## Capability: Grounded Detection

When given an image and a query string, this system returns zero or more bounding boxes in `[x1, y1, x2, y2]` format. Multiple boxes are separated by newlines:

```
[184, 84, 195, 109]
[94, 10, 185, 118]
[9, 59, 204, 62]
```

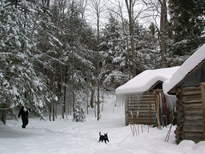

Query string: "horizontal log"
[128, 103, 155, 107]
[128, 107, 155, 111]
[128, 96, 156, 99]
[127, 114, 155, 118]
[184, 117, 202, 122]
[128, 104, 155, 108]
[128, 115, 156, 118]
[184, 108, 202, 112]
[183, 126, 203, 133]
[127, 101, 156, 105]
[128, 101, 156, 105]
[128, 94, 155, 99]
[182, 95, 201, 102]
[127, 107, 155, 111]
[182, 90, 201, 96]
[184, 110, 203, 115]
[183, 123, 203, 128]
[139, 94, 155, 97]
[182, 86, 201, 92]
[183, 104, 203, 110]
[184, 118, 203, 123]
[184, 130, 203, 134]
[127, 110, 156, 113]
[128, 94, 155, 98]
[127, 113, 155, 116]
[128, 118, 156, 121]
[182, 99, 202, 104]
[184, 116, 203, 121]
[127, 113, 155, 117]
[184, 103, 202, 107]
[127, 105, 155, 109]
[127, 111, 155, 114]
[127, 110, 156, 114]
[184, 132, 204, 141]
[127, 98, 156, 103]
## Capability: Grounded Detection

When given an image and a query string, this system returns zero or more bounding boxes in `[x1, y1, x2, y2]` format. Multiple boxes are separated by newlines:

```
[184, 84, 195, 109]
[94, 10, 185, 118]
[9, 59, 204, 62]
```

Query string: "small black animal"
[98, 132, 109, 143]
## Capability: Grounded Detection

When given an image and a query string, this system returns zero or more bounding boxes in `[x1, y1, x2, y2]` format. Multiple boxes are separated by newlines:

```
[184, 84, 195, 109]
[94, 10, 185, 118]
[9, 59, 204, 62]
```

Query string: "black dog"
[98, 132, 109, 143]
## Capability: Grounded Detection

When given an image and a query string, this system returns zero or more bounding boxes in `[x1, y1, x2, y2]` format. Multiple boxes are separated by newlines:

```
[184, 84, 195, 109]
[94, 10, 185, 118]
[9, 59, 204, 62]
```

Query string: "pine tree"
[100, 15, 129, 90]
[0, 1, 55, 114]
[169, 0, 205, 55]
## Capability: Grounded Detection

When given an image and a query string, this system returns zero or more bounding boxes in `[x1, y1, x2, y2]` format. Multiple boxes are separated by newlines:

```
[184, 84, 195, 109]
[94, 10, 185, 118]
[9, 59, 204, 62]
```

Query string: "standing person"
[18, 106, 29, 128]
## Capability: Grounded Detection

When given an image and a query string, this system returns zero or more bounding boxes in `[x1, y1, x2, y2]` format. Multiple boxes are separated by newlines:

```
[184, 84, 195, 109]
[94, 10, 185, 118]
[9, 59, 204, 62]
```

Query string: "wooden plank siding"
[176, 86, 205, 143]
[125, 92, 157, 125]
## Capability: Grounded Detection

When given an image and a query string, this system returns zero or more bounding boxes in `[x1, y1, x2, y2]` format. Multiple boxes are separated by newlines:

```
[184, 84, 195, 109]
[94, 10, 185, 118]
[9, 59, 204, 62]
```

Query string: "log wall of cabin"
[176, 86, 205, 143]
[125, 92, 156, 125]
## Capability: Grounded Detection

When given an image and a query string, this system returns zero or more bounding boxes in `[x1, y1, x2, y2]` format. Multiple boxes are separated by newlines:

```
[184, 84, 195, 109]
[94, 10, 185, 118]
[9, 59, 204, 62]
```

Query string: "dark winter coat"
[18, 106, 29, 128]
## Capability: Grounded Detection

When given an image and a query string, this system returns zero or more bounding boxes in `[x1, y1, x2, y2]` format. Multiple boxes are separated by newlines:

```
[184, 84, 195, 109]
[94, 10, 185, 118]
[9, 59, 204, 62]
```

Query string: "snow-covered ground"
[0, 94, 205, 154]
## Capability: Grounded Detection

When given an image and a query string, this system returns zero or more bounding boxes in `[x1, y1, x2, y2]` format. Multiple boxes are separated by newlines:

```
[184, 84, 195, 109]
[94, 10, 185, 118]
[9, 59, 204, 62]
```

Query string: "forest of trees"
[0, 0, 204, 121]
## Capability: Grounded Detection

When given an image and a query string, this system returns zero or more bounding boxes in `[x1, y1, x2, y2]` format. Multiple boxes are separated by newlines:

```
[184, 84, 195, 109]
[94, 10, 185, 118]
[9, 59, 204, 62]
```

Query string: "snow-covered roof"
[115, 66, 180, 95]
[163, 44, 205, 94]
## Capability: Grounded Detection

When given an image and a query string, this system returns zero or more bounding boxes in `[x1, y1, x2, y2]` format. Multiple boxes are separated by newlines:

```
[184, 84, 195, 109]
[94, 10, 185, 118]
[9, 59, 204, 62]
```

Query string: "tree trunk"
[97, 81, 100, 120]
[125, 0, 137, 76]
[90, 88, 95, 108]
[86, 90, 89, 114]
[62, 66, 67, 119]
[48, 103, 51, 121]
[96, 11, 101, 121]
[52, 102, 55, 121]
[159, 0, 168, 67]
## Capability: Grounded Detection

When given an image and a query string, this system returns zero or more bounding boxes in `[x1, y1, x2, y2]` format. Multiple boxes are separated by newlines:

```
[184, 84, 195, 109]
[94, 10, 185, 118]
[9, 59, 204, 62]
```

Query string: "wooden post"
[154, 90, 161, 128]
[200, 83, 205, 140]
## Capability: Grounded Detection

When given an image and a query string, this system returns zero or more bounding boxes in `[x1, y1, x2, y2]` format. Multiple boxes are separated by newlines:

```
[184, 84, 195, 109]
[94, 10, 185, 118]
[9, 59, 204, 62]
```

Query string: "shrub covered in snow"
[73, 101, 86, 122]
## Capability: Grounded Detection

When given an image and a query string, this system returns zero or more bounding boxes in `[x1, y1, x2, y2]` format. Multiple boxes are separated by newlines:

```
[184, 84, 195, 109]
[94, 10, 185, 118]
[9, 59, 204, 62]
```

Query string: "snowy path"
[0, 94, 205, 154]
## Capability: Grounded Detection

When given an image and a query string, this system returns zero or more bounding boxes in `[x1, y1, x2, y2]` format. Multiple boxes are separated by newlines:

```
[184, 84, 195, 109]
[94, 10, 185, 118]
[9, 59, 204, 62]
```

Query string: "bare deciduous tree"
[159, 0, 168, 67]
[78, 0, 88, 19]
[90, 0, 105, 121]
[107, 0, 146, 76]
[142, 0, 168, 67]
[125, 0, 136, 76]
[41, 0, 50, 8]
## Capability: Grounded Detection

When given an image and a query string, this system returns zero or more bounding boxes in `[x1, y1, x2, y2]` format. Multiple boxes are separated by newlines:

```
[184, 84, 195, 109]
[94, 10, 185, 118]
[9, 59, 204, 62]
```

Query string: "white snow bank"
[163, 44, 205, 94]
[116, 66, 179, 95]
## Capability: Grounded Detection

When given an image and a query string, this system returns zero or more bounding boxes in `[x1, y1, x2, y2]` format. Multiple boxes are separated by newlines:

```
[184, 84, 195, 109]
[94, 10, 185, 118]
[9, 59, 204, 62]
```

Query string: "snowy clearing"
[0, 94, 205, 154]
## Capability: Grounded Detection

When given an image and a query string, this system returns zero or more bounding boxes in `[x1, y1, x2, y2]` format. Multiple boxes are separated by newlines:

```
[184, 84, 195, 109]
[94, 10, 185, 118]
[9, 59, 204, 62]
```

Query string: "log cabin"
[163, 44, 205, 143]
[116, 66, 179, 126]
